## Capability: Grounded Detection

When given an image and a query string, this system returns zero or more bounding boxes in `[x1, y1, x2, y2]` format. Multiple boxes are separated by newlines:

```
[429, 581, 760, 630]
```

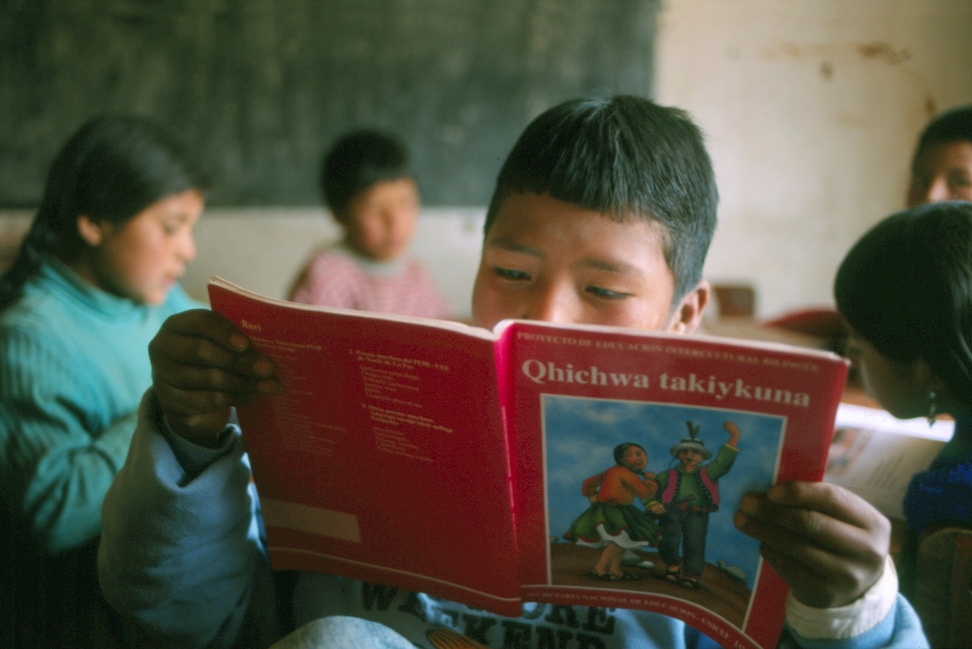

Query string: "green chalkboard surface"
[0, 0, 658, 206]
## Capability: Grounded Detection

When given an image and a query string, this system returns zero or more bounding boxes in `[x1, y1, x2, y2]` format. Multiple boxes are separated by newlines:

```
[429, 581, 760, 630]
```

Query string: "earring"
[926, 390, 938, 427]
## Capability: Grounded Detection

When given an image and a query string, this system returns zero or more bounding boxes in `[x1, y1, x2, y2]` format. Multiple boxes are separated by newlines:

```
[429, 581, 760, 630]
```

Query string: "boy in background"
[98, 96, 926, 649]
[906, 105, 972, 206]
[288, 129, 452, 318]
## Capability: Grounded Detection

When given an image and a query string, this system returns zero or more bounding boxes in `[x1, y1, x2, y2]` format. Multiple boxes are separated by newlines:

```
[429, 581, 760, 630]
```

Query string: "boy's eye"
[586, 285, 629, 300]
[949, 174, 971, 188]
[493, 267, 531, 281]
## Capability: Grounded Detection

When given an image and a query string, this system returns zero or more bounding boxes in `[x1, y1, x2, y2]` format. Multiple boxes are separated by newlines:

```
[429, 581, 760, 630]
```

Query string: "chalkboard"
[0, 0, 659, 206]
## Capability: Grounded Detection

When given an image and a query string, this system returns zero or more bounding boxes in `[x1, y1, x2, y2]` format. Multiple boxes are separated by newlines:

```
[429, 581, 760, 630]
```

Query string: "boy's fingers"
[153, 363, 274, 406]
[734, 502, 876, 566]
[159, 309, 250, 352]
[734, 482, 890, 608]
[148, 310, 280, 440]
[738, 485, 889, 557]
[765, 481, 890, 536]
[754, 541, 875, 608]
[733, 503, 885, 608]
[150, 310, 276, 382]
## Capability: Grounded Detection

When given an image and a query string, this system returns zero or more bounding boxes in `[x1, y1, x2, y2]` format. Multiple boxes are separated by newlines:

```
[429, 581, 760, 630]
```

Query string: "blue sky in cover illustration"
[543, 395, 785, 588]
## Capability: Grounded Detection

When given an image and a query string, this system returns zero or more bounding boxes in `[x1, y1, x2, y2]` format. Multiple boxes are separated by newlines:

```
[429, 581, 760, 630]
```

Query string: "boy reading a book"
[98, 96, 927, 648]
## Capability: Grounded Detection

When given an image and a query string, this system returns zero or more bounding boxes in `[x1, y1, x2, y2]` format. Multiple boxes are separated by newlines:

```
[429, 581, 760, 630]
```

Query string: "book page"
[208, 278, 523, 615]
[825, 402, 952, 520]
[497, 321, 848, 649]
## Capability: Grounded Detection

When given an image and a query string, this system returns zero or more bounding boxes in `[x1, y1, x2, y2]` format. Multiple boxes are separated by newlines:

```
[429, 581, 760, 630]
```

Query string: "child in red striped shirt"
[288, 130, 451, 319]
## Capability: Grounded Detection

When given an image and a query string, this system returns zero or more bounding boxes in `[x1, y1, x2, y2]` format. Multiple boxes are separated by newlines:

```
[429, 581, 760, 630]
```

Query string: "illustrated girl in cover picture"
[563, 441, 662, 581]
[648, 420, 740, 590]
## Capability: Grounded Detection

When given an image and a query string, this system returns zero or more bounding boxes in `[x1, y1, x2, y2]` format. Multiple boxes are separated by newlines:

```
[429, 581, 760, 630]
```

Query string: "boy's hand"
[148, 309, 279, 448]
[733, 481, 890, 609]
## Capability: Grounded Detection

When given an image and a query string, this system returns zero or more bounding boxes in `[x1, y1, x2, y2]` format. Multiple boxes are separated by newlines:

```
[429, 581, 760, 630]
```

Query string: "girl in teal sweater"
[0, 114, 208, 648]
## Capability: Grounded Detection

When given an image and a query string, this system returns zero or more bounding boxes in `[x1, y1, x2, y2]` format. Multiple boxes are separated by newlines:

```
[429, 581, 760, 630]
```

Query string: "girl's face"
[76, 188, 203, 305]
[843, 324, 931, 419]
[621, 445, 648, 471]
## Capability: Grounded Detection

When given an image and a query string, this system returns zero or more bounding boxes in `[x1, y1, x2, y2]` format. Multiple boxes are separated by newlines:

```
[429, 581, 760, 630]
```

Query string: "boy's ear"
[77, 215, 107, 246]
[668, 280, 710, 335]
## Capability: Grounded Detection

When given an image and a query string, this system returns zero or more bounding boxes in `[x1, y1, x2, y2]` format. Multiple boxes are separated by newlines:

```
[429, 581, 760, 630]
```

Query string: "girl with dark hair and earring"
[834, 200, 972, 593]
[0, 114, 208, 647]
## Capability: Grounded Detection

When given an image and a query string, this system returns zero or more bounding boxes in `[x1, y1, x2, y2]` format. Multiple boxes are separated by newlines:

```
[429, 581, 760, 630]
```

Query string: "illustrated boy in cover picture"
[562, 442, 662, 582]
[648, 420, 740, 590]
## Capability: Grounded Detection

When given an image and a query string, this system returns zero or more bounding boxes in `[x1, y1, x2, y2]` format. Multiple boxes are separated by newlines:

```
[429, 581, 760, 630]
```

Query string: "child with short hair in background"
[906, 105, 972, 206]
[288, 129, 451, 319]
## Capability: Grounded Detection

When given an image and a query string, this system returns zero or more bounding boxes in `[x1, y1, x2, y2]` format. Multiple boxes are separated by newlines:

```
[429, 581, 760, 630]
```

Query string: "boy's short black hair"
[483, 95, 718, 302]
[320, 130, 413, 219]
[912, 105, 972, 166]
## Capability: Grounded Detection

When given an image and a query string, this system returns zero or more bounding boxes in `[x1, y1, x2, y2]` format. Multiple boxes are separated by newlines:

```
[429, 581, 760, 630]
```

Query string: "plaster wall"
[3, 0, 971, 320]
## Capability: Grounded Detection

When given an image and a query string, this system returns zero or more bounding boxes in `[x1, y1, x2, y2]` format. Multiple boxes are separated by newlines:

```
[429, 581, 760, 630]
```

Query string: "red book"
[209, 277, 849, 649]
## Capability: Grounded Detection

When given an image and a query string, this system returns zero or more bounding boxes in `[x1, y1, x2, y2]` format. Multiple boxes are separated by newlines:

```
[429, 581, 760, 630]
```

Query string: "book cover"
[208, 277, 849, 649]
[496, 320, 848, 649]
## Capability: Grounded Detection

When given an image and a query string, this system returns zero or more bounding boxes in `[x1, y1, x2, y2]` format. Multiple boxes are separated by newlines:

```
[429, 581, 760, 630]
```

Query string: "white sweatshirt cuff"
[785, 555, 898, 640]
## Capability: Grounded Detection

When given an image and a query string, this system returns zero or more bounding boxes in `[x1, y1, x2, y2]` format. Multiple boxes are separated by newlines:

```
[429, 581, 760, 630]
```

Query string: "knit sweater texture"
[0, 260, 198, 553]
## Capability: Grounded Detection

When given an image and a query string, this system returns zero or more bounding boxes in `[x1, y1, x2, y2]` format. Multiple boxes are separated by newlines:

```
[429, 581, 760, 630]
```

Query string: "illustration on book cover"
[545, 396, 783, 628]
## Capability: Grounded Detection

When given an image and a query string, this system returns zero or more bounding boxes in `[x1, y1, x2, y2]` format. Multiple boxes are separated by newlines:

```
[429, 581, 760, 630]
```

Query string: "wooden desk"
[701, 317, 831, 350]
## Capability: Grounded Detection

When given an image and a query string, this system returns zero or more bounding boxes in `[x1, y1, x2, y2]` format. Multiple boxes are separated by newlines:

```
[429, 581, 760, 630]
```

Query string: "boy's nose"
[384, 208, 411, 236]
[925, 176, 953, 204]
[523, 284, 575, 323]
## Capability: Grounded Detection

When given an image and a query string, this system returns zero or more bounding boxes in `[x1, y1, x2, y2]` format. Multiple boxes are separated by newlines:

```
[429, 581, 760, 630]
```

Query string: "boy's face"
[342, 177, 419, 261]
[907, 140, 972, 207]
[472, 192, 709, 332]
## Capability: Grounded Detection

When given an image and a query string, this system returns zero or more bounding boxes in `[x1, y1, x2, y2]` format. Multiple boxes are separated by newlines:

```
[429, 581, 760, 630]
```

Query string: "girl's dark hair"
[320, 130, 412, 219]
[834, 201, 972, 405]
[613, 442, 646, 467]
[483, 95, 718, 303]
[0, 114, 208, 310]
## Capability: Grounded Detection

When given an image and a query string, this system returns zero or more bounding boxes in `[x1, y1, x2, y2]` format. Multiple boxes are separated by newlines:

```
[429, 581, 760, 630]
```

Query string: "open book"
[208, 277, 849, 649]
[825, 402, 952, 521]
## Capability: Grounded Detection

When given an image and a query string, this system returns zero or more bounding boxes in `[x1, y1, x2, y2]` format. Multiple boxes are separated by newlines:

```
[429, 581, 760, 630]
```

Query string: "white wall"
[179, 207, 485, 315]
[3, 0, 971, 320]
[0, 207, 485, 317]
[655, 0, 972, 317]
